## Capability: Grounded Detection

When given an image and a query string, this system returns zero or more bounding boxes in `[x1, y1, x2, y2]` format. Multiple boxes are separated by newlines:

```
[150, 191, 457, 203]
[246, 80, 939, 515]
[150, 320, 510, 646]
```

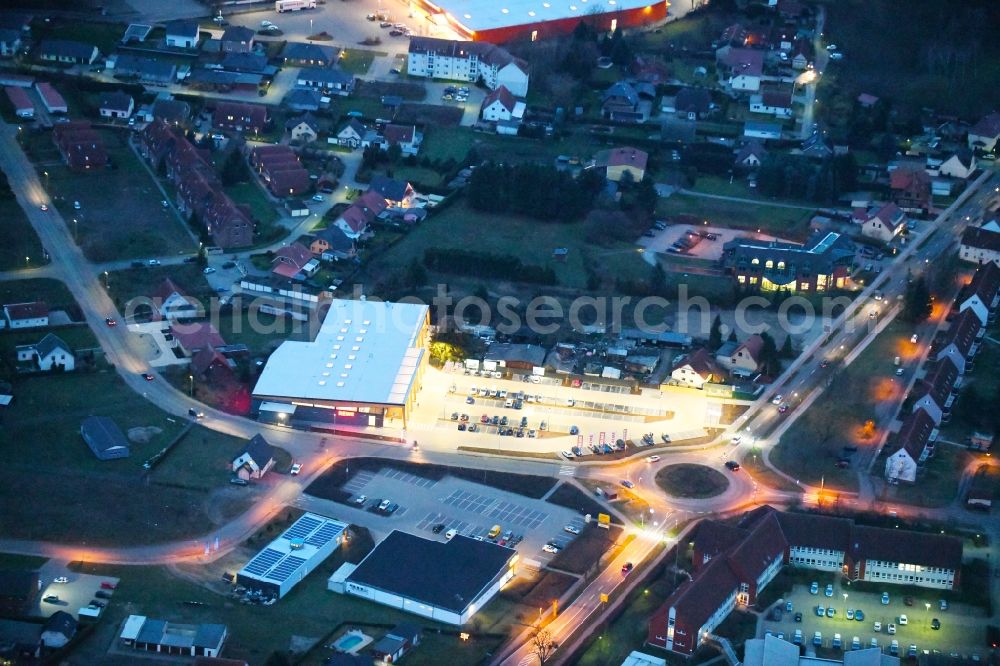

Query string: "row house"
[295, 66, 355, 95]
[910, 356, 960, 425]
[407, 37, 529, 97]
[212, 101, 268, 134]
[959, 222, 1000, 267]
[884, 407, 938, 483]
[52, 121, 107, 172]
[720, 231, 855, 293]
[249, 144, 310, 197]
[951, 260, 1000, 326]
[137, 119, 253, 248]
[648, 507, 962, 657]
[931, 308, 982, 376]
[38, 39, 98, 65]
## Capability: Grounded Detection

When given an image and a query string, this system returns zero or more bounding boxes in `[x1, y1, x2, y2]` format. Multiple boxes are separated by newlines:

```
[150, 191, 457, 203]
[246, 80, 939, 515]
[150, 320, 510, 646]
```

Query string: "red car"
[621, 562, 634, 575]
[105, 317, 117, 326]
[100, 581, 116, 590]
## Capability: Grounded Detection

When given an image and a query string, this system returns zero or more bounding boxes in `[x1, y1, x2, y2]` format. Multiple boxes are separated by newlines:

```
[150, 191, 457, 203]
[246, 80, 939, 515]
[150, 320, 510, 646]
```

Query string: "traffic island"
[655, 464, 730, 499]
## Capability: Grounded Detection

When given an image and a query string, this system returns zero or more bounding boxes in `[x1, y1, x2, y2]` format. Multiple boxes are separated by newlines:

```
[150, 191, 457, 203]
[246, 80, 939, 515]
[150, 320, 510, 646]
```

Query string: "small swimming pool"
[333, 633, 366, 652]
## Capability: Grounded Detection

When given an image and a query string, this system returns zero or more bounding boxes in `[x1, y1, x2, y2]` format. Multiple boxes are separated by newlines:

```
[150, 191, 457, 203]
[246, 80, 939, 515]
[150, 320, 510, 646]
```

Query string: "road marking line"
[559, 466, 575, 476]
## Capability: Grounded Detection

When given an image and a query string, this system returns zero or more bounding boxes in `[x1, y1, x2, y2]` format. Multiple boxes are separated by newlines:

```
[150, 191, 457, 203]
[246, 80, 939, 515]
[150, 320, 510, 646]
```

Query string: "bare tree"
[531, 629, 558, 664]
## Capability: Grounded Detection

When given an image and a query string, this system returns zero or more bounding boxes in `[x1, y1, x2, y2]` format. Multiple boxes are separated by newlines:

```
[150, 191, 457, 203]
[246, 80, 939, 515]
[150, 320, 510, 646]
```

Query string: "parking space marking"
[559, 465, 575, 476]
[442, 489, 549, 529]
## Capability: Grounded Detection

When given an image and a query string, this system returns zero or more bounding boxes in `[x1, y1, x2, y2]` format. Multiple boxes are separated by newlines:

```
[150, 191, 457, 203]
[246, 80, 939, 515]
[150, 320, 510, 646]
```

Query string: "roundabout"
[655, 463, 731, 500]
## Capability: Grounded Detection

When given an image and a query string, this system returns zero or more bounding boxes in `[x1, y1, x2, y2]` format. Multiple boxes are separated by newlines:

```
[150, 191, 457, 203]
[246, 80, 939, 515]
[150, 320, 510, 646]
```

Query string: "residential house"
[281, 42, 338, 67]
[5, 86, 33, 118]
[368, 175, 414, 208]
[118, 616, 227, 658]
[666, 87, 712, 120]
[99, 91, 134, 119]
[249, 144, 311, 197]
[187, 69, 263, 93]
[150, 278, 200, 320]
[109, 54, 176, 86]
[271, 242, 320, 280]
[0, 29, 23, 57]
[931, 308, 982, 376]
[170, 322, 225, 357]
[213, 101, 268, 134]
[601, 81, 642, 123]
[716, 334, 764, 377]
[969, 432, 994, 453]
[593, 146, 648, 183]
[335, 189, 388, 239]
[164, 19, 199, 48]
[191, 347, 236, 384]
[138, 121, 253, 248]
[371, 624, 421, 664]
[715, 47, 763, 91]
[4, 301, 49, 328]
[335, 118, 365, 148]
[220, 25, 254, 53]
[480, 85, 519, 122]
[749, 91, 792, 118]
[720, 231, 855, 293]
[152, 97, 191, 125]
[362, 124, 422, 156]
[54, 117, 106, 167]
[743, 121, 781, 140]
[38, 39, 98, 65]
[295, 66, 355, 95]
[938, 149, 977, 180]
[35, 81, 67, 114]
[858, 202, 906, 243]
[648, 506, 962, 656]
[309, 226, 356, 261]
[789, 39, 813, 70]
[952, 261, 1000, 326]
[968, 112, 1000, 153]
[885, 408, 938, 482]
[220, 52, 271, 74]
[911, 357, 960, 425]
[15, 333, 75, 371]
[671, 348, 725, 389]
[959, 223, 1000, 267]
[41, 611, 76, 649]
[890, 167, 932, 214]
[631, 55, 670, 85]
[286, 113, 320, 143]
[734, 141, 766, 169]
[283, 88, 322, 112]
[407, 37, 529, 96]
[232, 434, 276, 480]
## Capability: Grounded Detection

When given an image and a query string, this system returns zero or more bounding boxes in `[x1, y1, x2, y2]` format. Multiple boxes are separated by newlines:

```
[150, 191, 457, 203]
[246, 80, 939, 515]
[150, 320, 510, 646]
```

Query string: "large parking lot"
[760, 578, 990, 659]
[329, 466, 584, 562]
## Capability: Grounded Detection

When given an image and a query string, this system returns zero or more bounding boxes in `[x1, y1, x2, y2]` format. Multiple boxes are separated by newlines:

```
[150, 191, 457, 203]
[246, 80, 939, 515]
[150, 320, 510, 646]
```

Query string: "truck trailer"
[275, 0, 316, 12]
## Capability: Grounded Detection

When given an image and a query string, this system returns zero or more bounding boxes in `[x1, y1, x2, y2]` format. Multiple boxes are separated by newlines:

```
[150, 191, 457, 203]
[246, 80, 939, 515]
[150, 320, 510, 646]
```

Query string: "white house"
[938, 149, 977, 180]
[858, 202, 906, 243]
[164, 19, 199, 49]
[334, 118, 365, 148]
[959, 222, 1000, 268]
[99, 91, 134, 119]
[480, 85, 518, 122]
[670, 349, 724, 390]
[407, 37, 529, 97]
[15, 333, 75, 372]
[885, 408, 937, 483]
[232, 434, 277, 480]
[749, 91, 792, 118]
[150, 278, 199, 321]
[968, 112, 1000, 153]
[716, 46, 763, 92]
[4, 301, 49, 329]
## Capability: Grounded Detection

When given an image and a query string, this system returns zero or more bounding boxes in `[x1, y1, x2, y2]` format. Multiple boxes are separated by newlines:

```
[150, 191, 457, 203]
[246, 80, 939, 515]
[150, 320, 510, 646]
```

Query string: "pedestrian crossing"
[559, 465, 575, 477]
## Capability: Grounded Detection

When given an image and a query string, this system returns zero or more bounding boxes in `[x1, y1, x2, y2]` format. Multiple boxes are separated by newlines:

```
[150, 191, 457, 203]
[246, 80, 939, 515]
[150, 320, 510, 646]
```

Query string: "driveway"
[639, 224, 781, 261]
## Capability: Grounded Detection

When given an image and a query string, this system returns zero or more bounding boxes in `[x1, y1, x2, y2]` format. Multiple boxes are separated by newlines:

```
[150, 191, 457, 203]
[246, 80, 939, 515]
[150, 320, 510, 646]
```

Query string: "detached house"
[150, 278, 200, 321]
[99, 91, 134, 119]
[281, 42, 338, 67]
[671, 348, 725, 389]
[38, 39, 98, 65]
[232, 434, 276, 480]
[665, 87, 712, 120]
[309, 226, 356, 261]
[889, 167, 932, 214]
[52, 121, 107, 171]
[15, 333, 75, 371]
[734, 141, 767, 169]
[368, 175, 414, 208]
[715, 47, 763, 92]
[335, 118, 365, 148]
[480, 85, 521, 122]
[858, 202, 906, 243]
[271, 242, 319, 280]
[213, 101, 268, 134]
[716, 334, 763, 377]
[749, 91, 792, 118]
[884, 408, 938, 482]
[3, 301, 48, 329]
[967, 112, 1000, 153]
[601, 81, 642, 123]
[959, 222, 1000, 268]
[938, 148, 977, 180]
[286, 113, 319, 143]
[220, 25, 254, 53]
[335, 189, 388, 239]
[361, 124, 422, 156]
[164, 19, 199, 48]
[594, 146, 648, 183]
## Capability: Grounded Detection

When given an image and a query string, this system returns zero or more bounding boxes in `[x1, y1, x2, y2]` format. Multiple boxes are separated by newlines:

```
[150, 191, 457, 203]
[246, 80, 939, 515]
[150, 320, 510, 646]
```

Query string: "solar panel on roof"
[242, 548, 284, 577]
[283, 515, 322, 541]
[305, 522, 344, 547]
[267, 555, 307, 582]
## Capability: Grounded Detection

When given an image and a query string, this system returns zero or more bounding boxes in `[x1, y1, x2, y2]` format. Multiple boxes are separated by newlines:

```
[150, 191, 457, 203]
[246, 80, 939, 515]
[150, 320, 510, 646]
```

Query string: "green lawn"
[939, 323, 1000, 443]
[0, 325, 98, 358]
[226, 181, 281, 232]
[875, 443, 974, 508]
[656, 193, 813, 241]
[419, 126, 602, 166]
[0, 370, 252, 545]
[0, 199, 45, 270]
[366, 200, 651, 291]
[33, 18, 127, 55]
[0, 278, 76, 310]
[150, 424, 278, 491]
[771, 319, 915, 492]
[214, 309, 314, 356]
[106, 264, 214, 312]
[655, 464, 730, 499]
[688, 174, 753, 198]
[0, 552, 48, 570]
[38, 129, 197, 262]
[338, 48, 383, 75]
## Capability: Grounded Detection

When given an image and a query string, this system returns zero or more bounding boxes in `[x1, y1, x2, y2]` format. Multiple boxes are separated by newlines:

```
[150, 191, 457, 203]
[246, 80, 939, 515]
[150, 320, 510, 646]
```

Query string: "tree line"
[466, 162, 605, 223]
[423, 248, 557, 285]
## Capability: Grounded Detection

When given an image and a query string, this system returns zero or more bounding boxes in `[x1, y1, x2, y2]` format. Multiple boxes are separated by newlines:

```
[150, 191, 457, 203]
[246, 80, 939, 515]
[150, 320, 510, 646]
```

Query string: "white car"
[564, 525, 581, 534]
[771, 395, 783, 405]
[874, 621, 882, 632]
[561, 450, 575, 459]
[148, 259, 161, 266]
[290, 463, 302, 476]
[887, 623, 897, 635]
[312, 194, 325, 202]
[646, 455, 661, 463]
[53, 576, 69, 584]
[731, 435, 742, 444]
[542, 543, 560, 554]
[73, 201, 81, 210]
[203, 267, 215, 274]
[898, 614, 908, 625]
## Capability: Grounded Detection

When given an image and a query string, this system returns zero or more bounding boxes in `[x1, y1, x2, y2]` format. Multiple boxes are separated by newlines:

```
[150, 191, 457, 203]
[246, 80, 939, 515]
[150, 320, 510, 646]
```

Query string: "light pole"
[843, 592, 848, 613]
[188, 374, 194, 397]
[104, 271, 109, 288]
[72, 217, 77, 242]
[24, 256, 29, 268]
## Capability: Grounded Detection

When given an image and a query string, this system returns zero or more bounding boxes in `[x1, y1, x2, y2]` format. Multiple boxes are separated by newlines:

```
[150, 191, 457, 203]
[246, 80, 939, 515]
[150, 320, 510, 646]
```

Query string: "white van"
[445, 529, 457, 541]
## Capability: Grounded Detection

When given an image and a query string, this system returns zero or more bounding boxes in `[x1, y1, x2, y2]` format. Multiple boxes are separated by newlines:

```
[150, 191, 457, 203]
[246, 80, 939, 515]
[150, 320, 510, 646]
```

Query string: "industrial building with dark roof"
[332, 530, 517, 625]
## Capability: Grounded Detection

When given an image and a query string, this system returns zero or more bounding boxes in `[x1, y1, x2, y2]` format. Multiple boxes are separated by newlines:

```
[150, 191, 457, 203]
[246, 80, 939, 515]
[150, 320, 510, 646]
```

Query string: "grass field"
[419, 125, 606, 165]
[33, 18, 126, 55]
[35, 129, 197, 262]
[214, 309, 315, 356]
[875, 443, 975, 508]
[365, 200, 652, 291]
[0, 552, 48, 570]
[226, 181, 281, 233]
[0, 199, 45, 270]
[0, 370, 252, 545]
[655, 464, 730, 499]
[0, 278, 76, 310]
[0, 324, 98, 358]
[656, 193, 813, 241]
[338, 48, 383, 75]
[106, 264, 214, 312]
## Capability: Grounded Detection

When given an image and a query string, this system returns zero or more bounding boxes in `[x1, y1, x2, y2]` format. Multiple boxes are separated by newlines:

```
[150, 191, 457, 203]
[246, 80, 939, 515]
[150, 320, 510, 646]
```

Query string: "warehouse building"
[329, 530, 517, 625]
[252, 298, 430, 429]
[411, 0, 671, 43]
[237, 513, 348, 600]
[80, 416, 131, 460]
[118, 615, 227, 658]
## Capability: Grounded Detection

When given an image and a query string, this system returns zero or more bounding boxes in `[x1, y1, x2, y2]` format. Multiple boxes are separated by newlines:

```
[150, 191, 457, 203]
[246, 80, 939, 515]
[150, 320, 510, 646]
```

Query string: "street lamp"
[843, 592, 848, 611]
[104, 271, 109, 288]
[188, 374, 194, 396]
[24, 256, 29, 268]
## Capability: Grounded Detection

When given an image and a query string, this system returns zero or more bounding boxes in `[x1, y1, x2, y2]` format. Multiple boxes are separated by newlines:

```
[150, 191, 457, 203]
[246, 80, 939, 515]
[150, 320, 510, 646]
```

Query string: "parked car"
[881, 592, 890, 605]
[188, 408, 205, 418]
[53, 577, 69, 584]
[620, 480, 634, 489]
[825, 584, 834, 597]
[431, 523, 445, 534]
[810, 581, 819, 594]
[874, 621, 882, 632]
[95, 590, 111, 599]
[542, 543, 560, 554]
[229, 477, 248, 486]
[43, 595, 59, 603]
[203, 267, 216, 274]
[290, 463, 302, 476]
[564, 525, 580, 534]
[898, 614, 908, 625]
[887, 623, 896, 635]
[931, 618, 941, 630]
[813, 631, 822, 646]
[854, 609, 864, 621]
[353, 495, 366, 505]
[794, 612, 802, 623]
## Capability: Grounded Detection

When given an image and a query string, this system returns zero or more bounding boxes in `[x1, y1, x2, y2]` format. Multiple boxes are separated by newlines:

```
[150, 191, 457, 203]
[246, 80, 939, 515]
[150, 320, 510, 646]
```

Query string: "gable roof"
[274, 242, 314, 269]
[100, 91, 133, 112]
[594, 146, 648, 171]
[383, 124, 416, 145]
[734, 334, 764, 363]
[602, 81, 639, 106]
[4, 301, 48, 320]
[943, 308, 982, 357]
[890, 167, 931, 190]
[970, 112, 1000, 139]
[80, 415, 131, 456]
[33, 333, 72, 359]
[221, 25, 254, 43]
[735, 140, 767, 164]
[674, 86, 712, 114]
[407, 37, 526, 73]
[725, 510, 787, 584]
[191, 347, 231, 377]
[679, 348, 723, 380]
[848, 523, 962, 570]
[896, 407, 937, 461]
[170, 322, 225, 352]
[482, 84, 516, 113]
[915, 356, 959, 410]
[963, 261, 1000, 306]
[961, 225, 1000, 253]
[39, 39, 97, 60]
[369, 175, 411, 202]
[237, 434, 275, 468]
[313, 226, 354, 251]
[693, 519, 748, 560]
[164, 19, 199, 39]
[281, 41, 338, 63]
[151, 277, 189, 303]
[297, 66, 354, 86]
[285, 112, 320, 132]
[339, 118, 365, 138]
[717, 47, 764, 76]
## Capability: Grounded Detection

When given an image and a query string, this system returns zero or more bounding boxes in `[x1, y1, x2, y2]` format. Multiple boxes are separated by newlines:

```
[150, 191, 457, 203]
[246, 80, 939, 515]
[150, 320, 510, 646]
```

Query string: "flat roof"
[346, 530, 516, 613]
[252, 299, 428, 407]
[432, 0, 658, 32]
[239, 513, 348, 586]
